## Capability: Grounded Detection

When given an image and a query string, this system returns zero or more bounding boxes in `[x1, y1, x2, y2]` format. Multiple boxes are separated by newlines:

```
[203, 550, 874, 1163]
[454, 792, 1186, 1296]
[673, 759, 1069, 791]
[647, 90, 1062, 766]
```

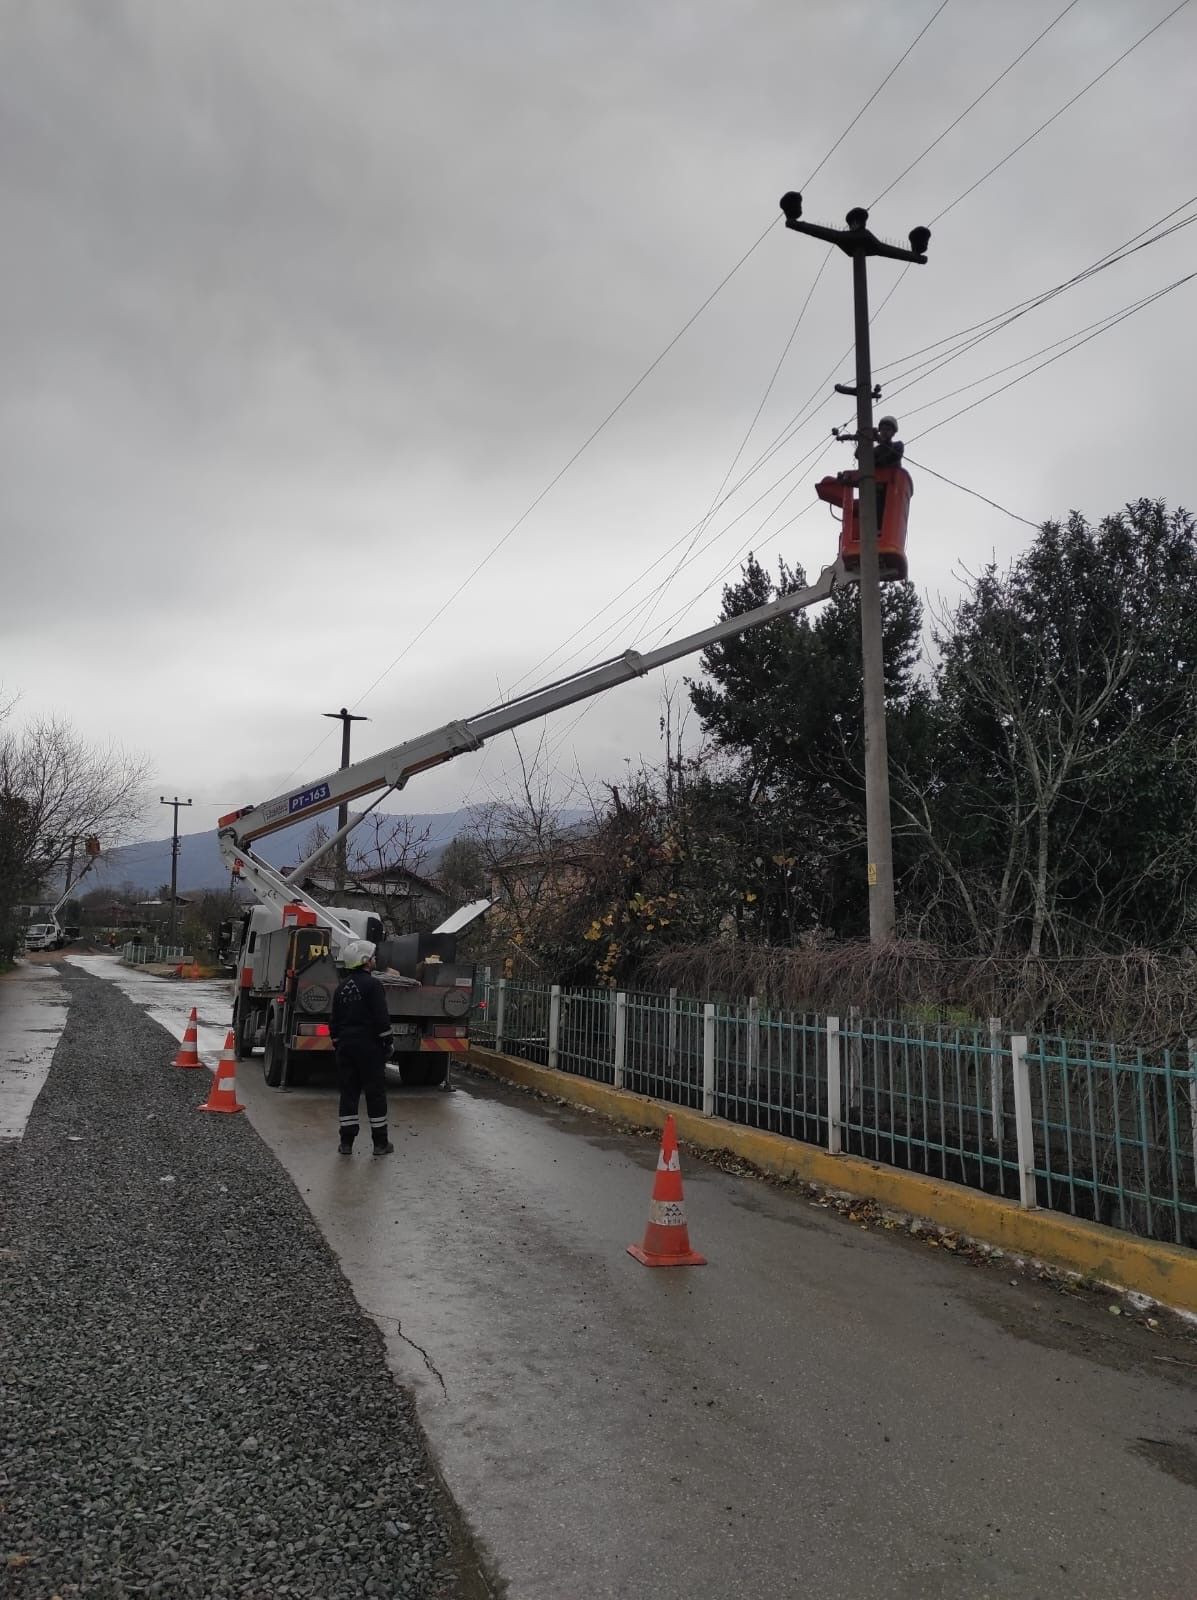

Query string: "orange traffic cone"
[627, 1114, 706, 1267]
[173, 1007, 203, 1070]
[197, 1032, 245, 1115]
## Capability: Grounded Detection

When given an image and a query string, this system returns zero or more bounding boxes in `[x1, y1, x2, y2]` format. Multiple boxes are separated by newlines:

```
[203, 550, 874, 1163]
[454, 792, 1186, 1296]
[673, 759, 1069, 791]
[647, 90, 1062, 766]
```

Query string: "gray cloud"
[2, 0, 1194, 835]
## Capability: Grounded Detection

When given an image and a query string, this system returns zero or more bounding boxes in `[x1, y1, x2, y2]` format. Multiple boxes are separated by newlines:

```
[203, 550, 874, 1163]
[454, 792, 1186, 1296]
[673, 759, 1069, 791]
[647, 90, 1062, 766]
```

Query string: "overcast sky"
[4, 0, 1196, 851]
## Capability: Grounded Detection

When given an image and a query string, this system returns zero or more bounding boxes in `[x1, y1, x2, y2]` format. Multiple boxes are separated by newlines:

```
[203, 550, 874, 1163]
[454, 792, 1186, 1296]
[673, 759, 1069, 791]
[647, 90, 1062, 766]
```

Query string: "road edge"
[466, 1046, 1197, 1316]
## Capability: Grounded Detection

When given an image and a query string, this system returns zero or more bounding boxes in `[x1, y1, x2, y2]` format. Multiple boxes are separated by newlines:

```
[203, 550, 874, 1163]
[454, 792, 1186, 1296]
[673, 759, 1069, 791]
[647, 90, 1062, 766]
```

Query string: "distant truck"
[24, 920, 64, 952]
[228, 901, 484, 1089]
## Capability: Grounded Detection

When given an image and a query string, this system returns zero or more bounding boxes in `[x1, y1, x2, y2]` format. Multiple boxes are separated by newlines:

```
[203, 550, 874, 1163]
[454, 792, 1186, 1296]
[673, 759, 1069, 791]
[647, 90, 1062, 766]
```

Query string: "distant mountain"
[74, 807, 589, 895]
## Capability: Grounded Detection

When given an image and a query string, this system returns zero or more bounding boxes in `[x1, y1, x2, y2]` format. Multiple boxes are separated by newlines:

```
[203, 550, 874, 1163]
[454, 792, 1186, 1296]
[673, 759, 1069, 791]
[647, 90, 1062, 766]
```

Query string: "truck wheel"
[263, 1017, 285, 1088]
[421, 1055, 450, 1088]
[396, 1053, 449, 1088]
[232, 997, 255, 1061]
[396, 1051, 428, 1087]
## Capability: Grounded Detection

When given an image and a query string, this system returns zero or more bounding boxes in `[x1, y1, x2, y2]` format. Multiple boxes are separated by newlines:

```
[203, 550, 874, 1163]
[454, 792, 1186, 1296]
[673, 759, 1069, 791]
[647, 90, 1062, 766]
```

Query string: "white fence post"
[827, 1015, 842, 1155]
[847, 1004, 862, 1111]
[667, 987, 679, 1077]
[988, 1016, 1002, 1143]
[549, 984, 561, 1071]
[1011, 1033, 1036, 1209]
[496, 977, 507, 1056]
[1188, 1037, 1197, 1191]
[746, 995, 760, 1091]
[702, 1002, 716, 1117]
[614, 991, 627, 1091]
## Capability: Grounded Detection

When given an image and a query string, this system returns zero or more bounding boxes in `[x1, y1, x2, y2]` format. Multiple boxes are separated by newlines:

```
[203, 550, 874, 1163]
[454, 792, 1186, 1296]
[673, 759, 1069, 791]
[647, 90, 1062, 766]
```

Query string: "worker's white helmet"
[339, 938, 376, 969]
[878, 414, 899, 430]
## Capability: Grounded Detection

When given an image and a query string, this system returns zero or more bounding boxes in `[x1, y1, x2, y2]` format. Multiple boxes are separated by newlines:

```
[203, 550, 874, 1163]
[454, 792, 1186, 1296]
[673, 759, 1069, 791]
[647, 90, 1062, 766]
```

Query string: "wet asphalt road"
[229, 1051, 1197, 1600]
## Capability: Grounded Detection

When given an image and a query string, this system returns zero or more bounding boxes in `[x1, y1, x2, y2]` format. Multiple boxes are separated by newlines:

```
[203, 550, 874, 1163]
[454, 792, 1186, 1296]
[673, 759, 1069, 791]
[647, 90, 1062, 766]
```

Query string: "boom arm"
[219, 559, 849, 933]
[220, 559, 846, 855]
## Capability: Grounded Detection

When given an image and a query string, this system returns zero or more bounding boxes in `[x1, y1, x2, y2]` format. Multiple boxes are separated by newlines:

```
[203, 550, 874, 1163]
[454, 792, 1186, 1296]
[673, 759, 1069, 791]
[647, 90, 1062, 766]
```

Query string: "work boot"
[372, 1139, 395, 1157]
[338, 1140, 354, 1155]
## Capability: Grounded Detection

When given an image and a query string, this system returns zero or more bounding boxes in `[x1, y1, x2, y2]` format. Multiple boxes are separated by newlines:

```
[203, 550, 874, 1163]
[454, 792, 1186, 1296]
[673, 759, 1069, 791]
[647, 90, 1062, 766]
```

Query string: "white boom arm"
[218, 559, 848, 913]
[51, 850, 100, 918]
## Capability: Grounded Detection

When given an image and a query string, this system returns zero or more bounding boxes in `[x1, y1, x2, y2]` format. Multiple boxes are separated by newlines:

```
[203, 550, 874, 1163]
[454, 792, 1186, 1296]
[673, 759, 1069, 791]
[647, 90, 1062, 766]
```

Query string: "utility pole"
[322, 707, 368, 892]
[159, 795, 193, 945]
[779, 193, 930, 943]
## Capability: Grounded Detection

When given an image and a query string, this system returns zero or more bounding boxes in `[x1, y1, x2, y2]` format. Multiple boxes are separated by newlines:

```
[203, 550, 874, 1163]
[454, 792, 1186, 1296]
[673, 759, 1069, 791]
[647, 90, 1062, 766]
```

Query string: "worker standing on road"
[330, 939, 395, 1157]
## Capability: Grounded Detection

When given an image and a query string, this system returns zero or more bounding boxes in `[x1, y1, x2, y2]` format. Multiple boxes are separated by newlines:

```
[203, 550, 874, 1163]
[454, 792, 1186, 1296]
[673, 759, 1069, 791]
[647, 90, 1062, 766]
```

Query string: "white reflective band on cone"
[650, 1200, 688, 1228]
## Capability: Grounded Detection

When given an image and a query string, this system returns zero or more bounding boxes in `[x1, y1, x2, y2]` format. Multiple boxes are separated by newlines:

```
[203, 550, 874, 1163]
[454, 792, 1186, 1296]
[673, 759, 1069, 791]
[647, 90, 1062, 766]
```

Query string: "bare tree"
[468, 729, 591, 970]
[895, 584, 1141, 956]
[343, 813, 435, 931]
[0, 707, 149, 958]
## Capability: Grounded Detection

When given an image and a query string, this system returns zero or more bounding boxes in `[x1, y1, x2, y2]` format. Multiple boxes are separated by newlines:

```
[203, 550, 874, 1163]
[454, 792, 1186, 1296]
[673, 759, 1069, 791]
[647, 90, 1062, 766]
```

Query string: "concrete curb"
[468, 1045, 1197, 1316]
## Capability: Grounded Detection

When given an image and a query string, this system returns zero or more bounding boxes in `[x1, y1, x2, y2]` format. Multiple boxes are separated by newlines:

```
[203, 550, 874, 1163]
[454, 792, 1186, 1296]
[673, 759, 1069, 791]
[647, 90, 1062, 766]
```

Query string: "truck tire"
[396, 1052, 449, 1088]
[232, 996, 255, 1061]
[421, 1054, 450, 1089]
[263, 1016, 285, 1088]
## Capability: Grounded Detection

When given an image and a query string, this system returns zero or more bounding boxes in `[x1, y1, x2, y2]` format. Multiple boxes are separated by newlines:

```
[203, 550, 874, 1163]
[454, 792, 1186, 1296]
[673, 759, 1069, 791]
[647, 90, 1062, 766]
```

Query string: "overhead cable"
[932, 0, 1192, 224]
[870, 0, 1083, 206]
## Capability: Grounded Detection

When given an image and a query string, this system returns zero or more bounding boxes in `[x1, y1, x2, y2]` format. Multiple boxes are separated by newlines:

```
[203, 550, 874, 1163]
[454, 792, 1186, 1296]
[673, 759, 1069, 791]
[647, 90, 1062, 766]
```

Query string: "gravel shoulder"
[0, 966, 495, 1600]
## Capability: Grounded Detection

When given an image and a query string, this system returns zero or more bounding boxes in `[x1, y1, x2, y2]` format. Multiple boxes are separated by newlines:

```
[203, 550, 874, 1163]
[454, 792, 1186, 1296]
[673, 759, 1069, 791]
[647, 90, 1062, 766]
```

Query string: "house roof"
[284, 865, 445, 897]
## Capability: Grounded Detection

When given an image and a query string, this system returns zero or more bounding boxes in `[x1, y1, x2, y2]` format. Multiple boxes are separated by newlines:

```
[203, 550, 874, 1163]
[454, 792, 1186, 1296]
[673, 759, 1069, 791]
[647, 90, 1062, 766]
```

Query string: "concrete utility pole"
[322, 707, 368, 892]
[159, 795, 193, 945]
[779, 194, 930, 943]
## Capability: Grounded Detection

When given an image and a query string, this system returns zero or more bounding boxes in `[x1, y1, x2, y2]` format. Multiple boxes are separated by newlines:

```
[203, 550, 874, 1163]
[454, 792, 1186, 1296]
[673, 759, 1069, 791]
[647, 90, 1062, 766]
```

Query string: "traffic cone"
[197, 1032, 245, 1115]
[173, 1007, 203, 1069]
[627, 1114, 706, 1267]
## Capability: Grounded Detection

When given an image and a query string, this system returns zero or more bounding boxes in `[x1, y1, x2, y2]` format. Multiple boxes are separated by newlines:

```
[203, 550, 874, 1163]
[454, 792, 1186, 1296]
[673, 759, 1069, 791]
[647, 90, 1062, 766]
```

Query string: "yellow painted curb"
[468, 1046, 1197, 1316]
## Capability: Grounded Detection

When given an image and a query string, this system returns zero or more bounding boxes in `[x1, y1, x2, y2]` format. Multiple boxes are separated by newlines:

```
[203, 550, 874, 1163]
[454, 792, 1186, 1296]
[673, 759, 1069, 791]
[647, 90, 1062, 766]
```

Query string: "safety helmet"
[339, 938, 376, 969]
[878, 415, 899, 430]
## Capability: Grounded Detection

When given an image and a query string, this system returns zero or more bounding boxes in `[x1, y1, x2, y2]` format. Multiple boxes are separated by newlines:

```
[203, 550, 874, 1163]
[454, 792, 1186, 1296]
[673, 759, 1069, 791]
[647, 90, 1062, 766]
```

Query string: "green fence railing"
[471, 972, 1197, 1251]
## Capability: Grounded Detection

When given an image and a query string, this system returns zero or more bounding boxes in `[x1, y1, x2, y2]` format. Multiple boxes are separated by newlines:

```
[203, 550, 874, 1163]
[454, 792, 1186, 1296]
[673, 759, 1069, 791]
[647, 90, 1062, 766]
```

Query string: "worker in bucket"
[330, 939, 394, 1156]
[837, 414, 903, 524]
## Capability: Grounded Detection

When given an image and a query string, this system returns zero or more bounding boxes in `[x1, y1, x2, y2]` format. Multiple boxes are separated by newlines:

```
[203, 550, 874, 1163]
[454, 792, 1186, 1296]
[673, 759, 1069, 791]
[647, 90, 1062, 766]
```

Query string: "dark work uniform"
[330, 967, 393, 1150]
[855, 435, 904, 524]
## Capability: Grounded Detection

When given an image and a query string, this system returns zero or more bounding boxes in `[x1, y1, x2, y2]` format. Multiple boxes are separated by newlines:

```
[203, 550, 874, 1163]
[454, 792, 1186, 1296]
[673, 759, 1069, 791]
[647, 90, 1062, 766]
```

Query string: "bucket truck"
[218, 558, 850, 1090]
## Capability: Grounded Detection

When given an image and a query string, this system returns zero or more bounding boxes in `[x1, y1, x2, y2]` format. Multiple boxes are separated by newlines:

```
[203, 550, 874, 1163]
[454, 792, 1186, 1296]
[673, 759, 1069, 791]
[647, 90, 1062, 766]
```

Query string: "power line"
[873, 195, 1197, 381]
[909, 268, 1197, 442]
[631, 249, 835, 644]
[879, 209, 1197, 401]
[903, 456, 1040, 527]
[478, 7, 1193, 757]
[345, 0, 960, 812]
[278, 217, 783, 786]
[805, 0, 955, 188]
[488, 0, 965, 704]
[871, 0, 1083, 206]
[932, 0, 1192, 224]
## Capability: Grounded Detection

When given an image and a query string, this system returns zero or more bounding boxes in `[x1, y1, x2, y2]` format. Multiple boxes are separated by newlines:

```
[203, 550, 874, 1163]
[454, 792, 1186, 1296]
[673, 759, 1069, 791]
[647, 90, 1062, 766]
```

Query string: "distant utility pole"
[159, 795, 193, 945]
[322, 707, 368, 892]
[779, 193, 930, 944]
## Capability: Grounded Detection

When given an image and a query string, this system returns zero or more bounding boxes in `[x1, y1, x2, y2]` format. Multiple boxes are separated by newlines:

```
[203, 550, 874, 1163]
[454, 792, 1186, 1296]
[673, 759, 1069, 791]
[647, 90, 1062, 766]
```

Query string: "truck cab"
[24, 920, 62, 952]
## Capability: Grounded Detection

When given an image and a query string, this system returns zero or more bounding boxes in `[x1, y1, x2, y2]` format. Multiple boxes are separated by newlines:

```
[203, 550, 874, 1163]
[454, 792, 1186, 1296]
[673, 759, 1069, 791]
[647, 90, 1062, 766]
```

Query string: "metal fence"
[471, 972, 1197, 1250]
[119, 942, 188, 966]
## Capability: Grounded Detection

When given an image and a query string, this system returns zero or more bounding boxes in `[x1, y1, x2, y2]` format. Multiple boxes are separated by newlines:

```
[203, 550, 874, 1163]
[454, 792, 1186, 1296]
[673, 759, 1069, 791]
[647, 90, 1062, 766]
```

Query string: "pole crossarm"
[778, 193, 930, 264]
